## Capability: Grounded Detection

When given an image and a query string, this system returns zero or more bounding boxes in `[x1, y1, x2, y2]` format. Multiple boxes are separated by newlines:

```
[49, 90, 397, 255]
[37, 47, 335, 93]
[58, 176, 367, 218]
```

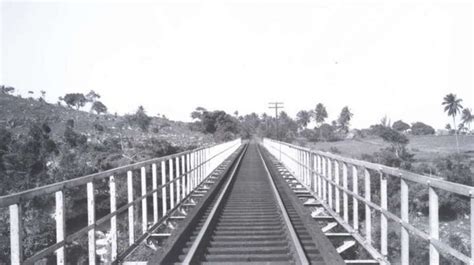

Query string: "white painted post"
[169, 159, 174, 209]
[322, 157, 327, 202]
[471, 195, 474, 263]
[352, 166, 359, 230]
[55, 190, 66, 265]
[380, 172, 388, 257]
[318, 156, 322, 198]
[161, 160, 167, 217]
[312, 153, 316, 192]
[109, 176, 117, 261]
[328, 158, 333, 209]
[299, 150, 302, 182]
[310, 153, 315, 192]
[364, 168, 372, 245]
[152, 164, 158, 224]
[186, 153, 191, 196]
[343, 163, 349, 223]
[190, 152, 195, 191]
[141, 167, 147, 234]
[335, 161, 340, 214]
[9, 204, 22, 264]
[176, 156, 181, 204]
[197, 150, 202, 185]
[305, 151, 309, 185]
[200, 150, 204, 183]
[429, 186, 439, 265]
[127, 171, 134, 245]
[181, 155, 186, 199]
[87, 182, 96, 265]
[401, 178, 409, 265]
[305, 152, 312, 186]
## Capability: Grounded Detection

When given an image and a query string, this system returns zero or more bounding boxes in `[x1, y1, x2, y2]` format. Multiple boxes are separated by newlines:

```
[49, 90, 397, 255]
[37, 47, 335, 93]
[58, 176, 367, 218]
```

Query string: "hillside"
[0, 93, 214, 149]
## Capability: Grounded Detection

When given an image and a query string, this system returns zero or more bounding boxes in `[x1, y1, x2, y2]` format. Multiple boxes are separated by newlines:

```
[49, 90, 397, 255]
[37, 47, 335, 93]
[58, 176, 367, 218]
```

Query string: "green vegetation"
[0, 90, 214, 263]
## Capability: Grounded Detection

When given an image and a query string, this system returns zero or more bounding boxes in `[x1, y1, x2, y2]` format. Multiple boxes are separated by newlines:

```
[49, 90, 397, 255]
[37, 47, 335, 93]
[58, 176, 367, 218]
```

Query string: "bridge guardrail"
[0, 138, 242, 264]
[263, 138, 474, 265]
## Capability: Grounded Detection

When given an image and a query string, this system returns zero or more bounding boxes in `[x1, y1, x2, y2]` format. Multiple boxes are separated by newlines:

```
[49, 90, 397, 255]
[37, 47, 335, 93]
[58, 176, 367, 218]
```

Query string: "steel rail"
[256, 144, 310, 265]
[181, 143, 249, 264]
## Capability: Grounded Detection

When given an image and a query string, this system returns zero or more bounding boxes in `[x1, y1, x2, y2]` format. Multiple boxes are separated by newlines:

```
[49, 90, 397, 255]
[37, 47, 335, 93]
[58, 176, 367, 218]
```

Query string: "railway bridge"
[1, 138, 473, 264]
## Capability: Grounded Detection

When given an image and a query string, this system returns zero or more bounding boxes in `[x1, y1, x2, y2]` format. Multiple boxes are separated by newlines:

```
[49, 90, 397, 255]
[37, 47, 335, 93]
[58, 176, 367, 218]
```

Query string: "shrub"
[392, 120, 410, 131]
[125, 106, 152, 132]
[411, 122, 435, 135]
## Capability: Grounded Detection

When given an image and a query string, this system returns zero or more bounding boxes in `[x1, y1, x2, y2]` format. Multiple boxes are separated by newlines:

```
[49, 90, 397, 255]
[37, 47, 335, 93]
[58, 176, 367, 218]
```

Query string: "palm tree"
[296, 110, 311, 129]
[461, 108, 473, 132]
[314, 103, 328, 127]
[442, 93, 463, 152]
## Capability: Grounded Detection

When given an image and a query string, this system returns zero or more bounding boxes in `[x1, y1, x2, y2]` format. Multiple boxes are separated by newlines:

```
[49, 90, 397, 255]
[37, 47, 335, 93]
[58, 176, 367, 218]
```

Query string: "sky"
[1, 0, 473, 129]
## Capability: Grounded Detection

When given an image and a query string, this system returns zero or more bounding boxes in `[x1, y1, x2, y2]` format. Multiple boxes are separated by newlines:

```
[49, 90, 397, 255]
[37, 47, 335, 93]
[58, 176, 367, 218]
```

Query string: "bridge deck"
[146, 142, 344, 264]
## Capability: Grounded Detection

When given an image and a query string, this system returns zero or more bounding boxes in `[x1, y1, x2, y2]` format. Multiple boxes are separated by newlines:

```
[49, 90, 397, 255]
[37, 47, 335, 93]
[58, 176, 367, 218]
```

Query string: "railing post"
[380, 171, 388, 257]
[152, 163, 158, 224]
[55, 190, 66, 265]
[343, 163, 349, 223]
[328, 158, 333, 209]
[176, 157, 181, 204]
[317, 156, 322, 198]
[429, 185, 439, 265]
[190, 152, 195, 191]
[471, 193, 474, 264]
[322, 157, 327, 202]
[141, 167, 148, 234]
[305, 151, 310, 185]
[310, 153, 315, 192]
[10, 203, 22, 264]
[352, 166, 359, 230]
[161, 160, 167, 217]
[181, 155, 186, 199]
[364, 168, 372, 245]
[109, 175, 117, 261]
[169, 159, 174, 209]
[186, 153, 191, 196]
[87, 182, 96, 265]
[335, 161, 340, 214]
[127, 171, 135, 245]
[401, 177, 409, 265]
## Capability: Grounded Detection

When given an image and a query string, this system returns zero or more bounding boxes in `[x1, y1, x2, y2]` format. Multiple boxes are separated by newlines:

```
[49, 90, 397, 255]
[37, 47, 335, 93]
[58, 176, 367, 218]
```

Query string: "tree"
[126, 106, 152, 131]
[411, 122, 435, 135]
[86, 90, 100, 102]
[314, 103, 328, 126]
[461, 108, 473, 131]
[191, 107, 207, 120]
[296, 110, 311, 129]
[91, 101, 107, 114]
[442, 93, 463, 152]
[337, 106, 353, 133]
[0, 85, 15, 95]
[62, 93, 87, 110]
[392, 120, 410, 132]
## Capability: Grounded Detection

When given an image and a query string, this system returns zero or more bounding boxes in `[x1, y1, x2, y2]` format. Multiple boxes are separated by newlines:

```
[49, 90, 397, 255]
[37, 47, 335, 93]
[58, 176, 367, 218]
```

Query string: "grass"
[301, 135, 474, 167]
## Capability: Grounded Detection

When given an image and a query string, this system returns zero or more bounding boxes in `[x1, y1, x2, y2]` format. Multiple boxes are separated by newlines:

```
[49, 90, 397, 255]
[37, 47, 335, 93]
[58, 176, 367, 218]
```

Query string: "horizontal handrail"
[2, 138, 242, 265]
[265, 139, 474, 196]
[262, 138, 474, 265]
[0, 144, 212, 207]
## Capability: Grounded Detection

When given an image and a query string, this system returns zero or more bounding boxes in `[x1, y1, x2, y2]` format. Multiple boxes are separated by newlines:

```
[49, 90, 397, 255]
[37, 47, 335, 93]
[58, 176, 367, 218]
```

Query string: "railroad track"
[155, 142, 343, 264]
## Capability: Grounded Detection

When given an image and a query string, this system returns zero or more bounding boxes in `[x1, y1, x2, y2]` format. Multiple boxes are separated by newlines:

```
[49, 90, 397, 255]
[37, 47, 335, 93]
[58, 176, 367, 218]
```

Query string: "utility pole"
[269, 102, 284, 161]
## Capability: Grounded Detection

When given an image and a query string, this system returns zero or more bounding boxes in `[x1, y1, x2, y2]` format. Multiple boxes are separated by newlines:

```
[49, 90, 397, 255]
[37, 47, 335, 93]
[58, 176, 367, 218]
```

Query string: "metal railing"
[0, 138, 242, 264]
[263, 138, 474, 265]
